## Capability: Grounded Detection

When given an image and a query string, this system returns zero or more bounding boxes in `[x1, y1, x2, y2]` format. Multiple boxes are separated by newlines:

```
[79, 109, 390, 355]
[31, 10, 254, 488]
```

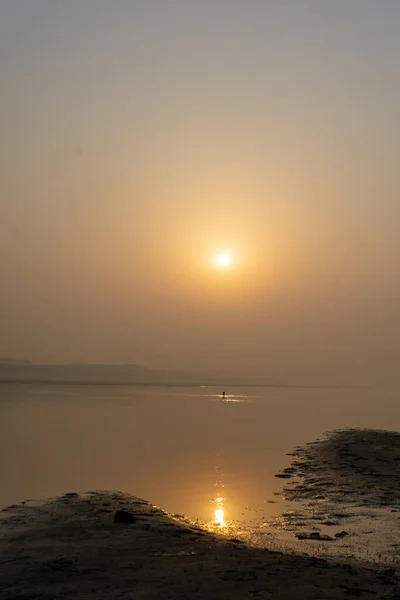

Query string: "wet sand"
[282, 428, 400, 506]
[268, 428, 400, 567]
[1, 490, 399, 599]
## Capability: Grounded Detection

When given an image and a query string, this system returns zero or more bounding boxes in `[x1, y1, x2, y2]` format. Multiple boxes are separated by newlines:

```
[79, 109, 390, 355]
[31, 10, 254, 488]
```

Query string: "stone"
[114, 510, 136, 524]
[335, 531, 349, 538]
[296, 532, 335, 541]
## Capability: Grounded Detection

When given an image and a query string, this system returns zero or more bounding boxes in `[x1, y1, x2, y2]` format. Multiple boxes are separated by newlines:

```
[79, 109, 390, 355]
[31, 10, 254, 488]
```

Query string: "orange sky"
[1, 1, 400, 383]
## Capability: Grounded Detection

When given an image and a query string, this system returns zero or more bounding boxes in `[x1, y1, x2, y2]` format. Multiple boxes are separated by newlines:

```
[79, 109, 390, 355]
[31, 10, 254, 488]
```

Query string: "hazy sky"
[1, 1, 400, 383]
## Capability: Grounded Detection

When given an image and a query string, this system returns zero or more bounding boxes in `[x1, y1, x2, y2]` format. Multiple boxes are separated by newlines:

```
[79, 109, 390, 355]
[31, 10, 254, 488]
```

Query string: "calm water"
[1, 384, 399, 527]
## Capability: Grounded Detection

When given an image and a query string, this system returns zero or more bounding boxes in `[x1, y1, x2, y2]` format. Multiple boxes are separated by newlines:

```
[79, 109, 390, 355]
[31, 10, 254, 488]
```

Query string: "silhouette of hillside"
[0, 362, 252, 386]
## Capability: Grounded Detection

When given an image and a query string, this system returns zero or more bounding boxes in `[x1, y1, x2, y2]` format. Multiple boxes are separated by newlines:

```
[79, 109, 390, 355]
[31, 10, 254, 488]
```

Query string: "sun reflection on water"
[214, 507, 226, 527]
[213, 393, 256, 403]
[213, 495, 226, 527]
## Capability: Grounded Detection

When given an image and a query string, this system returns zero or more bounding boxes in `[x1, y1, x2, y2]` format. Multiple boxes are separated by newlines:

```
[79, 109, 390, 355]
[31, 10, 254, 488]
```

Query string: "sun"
[216, 252, 232, 268]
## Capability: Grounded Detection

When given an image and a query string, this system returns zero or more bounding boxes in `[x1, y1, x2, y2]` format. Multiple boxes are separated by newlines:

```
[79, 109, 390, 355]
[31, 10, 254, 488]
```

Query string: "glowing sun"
[216, 252, 232, 268]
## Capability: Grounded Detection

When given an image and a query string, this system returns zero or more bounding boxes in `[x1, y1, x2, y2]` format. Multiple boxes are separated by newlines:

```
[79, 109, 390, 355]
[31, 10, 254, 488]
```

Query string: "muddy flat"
[282, 428, 400, 506]
[267, 429, 400, 567]
[1, 489, 399, 599]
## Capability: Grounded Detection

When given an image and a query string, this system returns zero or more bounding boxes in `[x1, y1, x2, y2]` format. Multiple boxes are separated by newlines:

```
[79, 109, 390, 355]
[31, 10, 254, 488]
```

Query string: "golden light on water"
[214, 507, 226, 526]
[213, 494, 226, 527]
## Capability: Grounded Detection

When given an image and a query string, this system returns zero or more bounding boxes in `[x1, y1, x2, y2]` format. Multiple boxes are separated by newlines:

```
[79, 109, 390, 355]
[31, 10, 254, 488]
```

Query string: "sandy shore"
[267, 428, 400, 567]
[1, 489, 399, 599]
[282, 428, 400, 506]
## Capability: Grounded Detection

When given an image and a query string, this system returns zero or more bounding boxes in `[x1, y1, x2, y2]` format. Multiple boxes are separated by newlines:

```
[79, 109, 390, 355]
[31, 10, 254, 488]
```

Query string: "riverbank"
[1, 490, 398, 599]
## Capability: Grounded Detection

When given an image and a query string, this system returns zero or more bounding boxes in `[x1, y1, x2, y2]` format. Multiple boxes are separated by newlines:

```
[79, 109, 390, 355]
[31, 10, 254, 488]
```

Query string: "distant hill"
[0, 358, 33, 366]
[0, 362, 252, 386]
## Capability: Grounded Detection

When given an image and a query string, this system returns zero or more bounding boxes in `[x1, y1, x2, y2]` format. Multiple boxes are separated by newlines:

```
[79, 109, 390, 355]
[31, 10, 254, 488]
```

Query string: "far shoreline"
[0, 379, 358, 388]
